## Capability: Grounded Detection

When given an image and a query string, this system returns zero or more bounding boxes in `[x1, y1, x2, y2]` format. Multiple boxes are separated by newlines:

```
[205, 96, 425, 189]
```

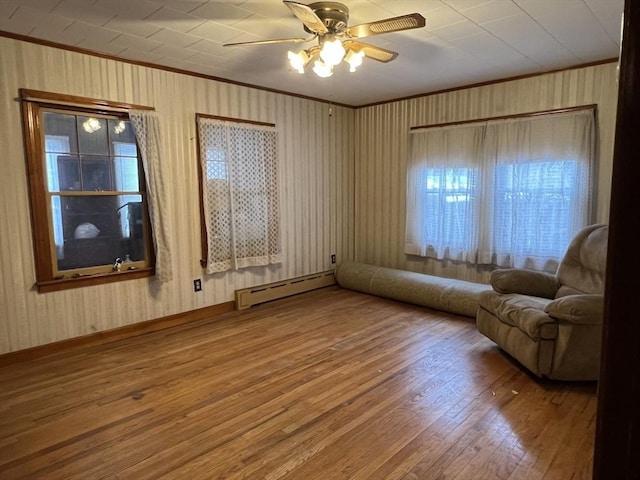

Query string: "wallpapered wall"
[0, 37, 355, 354]
[0, 36, 619, 354]
[353, 62, 619, 284]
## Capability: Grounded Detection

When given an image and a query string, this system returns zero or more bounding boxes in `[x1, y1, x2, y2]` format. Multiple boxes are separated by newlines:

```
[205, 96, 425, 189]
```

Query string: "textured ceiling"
[0, 0, 625, 106]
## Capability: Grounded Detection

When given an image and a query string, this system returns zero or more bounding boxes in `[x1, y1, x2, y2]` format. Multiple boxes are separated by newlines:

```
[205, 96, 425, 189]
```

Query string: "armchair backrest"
[556, 224, 608, 297]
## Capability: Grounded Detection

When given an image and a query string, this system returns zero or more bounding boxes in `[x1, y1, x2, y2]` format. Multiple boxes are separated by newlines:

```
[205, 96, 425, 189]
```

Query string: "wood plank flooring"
[0, 286, 597, 479]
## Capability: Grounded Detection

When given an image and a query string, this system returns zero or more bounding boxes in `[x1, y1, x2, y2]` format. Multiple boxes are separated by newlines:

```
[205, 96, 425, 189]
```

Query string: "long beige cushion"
[335, 261, 491, 318]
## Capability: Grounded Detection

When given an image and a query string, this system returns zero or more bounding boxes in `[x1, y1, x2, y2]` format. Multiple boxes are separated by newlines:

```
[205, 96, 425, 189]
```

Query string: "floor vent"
[235, 270, 336, 310]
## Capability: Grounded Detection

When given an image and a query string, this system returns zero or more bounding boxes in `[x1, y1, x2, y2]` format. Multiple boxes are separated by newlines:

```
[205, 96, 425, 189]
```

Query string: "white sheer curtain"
[405, 108, 595, 271]
[405, 123, 485, 262]
[129, 110, 173, 282]
[197, 117, 281, 274]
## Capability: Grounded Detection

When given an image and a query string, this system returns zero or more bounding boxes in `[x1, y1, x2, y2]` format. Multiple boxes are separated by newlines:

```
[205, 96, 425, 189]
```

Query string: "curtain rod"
[196, 113, 275, 128]
[19, 89, 154, 112]
[410, 104, 597, 132]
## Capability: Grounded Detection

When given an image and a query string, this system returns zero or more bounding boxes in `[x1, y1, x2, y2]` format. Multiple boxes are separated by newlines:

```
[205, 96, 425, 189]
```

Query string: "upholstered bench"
[334, 261, 491, 318]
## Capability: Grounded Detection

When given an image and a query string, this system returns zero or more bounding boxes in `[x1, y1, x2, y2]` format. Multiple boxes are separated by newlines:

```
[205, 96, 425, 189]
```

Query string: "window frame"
[20, 89, 155, 292]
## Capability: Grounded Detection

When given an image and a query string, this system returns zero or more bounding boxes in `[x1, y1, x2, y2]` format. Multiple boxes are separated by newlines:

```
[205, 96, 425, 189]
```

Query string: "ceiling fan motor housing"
[306, 2, 349, 33]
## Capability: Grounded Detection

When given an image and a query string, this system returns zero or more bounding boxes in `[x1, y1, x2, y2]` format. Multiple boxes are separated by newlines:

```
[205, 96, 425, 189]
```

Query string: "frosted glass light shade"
[345, 49, 364, 72]
[288, 50, 308, 74]
[319, 37, 345, 66]
[312, 59, 333, 78]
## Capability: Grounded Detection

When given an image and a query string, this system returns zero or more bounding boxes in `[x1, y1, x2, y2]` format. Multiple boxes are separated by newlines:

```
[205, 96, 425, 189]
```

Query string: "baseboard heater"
[235, 270, 336, 310]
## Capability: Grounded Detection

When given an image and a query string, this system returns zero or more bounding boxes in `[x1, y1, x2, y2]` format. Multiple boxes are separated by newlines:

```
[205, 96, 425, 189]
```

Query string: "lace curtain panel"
[129, 109, 173, 282]
[197, 117, 282, 273]
[405, 108, 596, 271]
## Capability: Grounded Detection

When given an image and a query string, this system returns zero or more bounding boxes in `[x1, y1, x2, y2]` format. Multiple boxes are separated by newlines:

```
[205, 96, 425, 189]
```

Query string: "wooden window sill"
[36, 267, 154, 293]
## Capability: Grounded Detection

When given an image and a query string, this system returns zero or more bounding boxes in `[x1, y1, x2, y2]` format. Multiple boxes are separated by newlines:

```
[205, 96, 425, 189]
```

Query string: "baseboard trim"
[0, 301, 235, 367]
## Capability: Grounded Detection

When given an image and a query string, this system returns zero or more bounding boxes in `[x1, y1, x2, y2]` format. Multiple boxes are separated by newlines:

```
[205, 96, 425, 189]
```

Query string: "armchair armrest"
[544, 294, 604, 325]
[490, 268, 560, 298]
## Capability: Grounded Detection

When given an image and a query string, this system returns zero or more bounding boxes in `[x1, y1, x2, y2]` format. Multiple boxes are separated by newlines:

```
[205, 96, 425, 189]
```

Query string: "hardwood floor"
[0, 286, 597, 479]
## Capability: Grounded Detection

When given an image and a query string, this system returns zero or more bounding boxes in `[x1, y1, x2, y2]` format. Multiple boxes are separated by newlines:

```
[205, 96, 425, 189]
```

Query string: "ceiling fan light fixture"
[319, 35, 345, 66]
[313, 59, 334, 77]
[229, 2, 426, 79]
[344, 49, 364, 72]
[288, 50, 309, 73]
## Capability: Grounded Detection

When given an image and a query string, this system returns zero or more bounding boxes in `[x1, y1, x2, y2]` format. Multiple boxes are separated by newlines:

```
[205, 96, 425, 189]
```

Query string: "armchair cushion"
[544, 294, 604, 325]
[490, 268, 560, 298]
[478, 291, 557, 340]
[556, 224, 608, 295]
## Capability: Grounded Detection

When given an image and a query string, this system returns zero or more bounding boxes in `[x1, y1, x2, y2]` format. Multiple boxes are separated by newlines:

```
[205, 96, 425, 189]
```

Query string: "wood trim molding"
[2, 30, 617, 110]
[36, 268, 155, 293]
[20, 88, 154, 112]
[1, 31, 352, 109]
[0, 301, 235, 367]
[21, 99, 52, 281]
[409, 104, 597, 131]
[196, 113, 276, 128]
[358, 58, 619, 109]
[195, 116, 208, 269]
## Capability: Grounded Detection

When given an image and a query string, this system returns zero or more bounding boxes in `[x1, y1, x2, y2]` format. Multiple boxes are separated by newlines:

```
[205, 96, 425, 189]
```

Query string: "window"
[196, 114, 281, 273]
[423, 166, 478, 254]
[20, 90, 155, 292]
[405, 107, 596, 271]
[492, 160, 581, 261]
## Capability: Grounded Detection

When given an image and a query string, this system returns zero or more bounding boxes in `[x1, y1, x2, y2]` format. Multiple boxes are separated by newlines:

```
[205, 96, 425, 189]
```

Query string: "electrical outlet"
[193, 279, 202, 292]
[331, 254, 336, 264]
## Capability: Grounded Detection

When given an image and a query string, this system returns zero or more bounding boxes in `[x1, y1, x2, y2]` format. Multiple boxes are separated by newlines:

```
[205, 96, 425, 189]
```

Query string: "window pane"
[113, 141, 140, 191]
[50, 196, 64, 258]
[54, 155, 80, 191]
[56, 194, 146, 271]
[44, 112, 78, 153]
[116, 195, 146, 262]
[206, 147, 229, 180]
[494, 160, 577, 258]
[80, 156, 112, 191]
[77, 116, 109, 155]
[425, 167, 477, 250]
[109, 119, 137, 152]
[207, 162, 228, 181]
[45, 134, 73, 192]
[113, 156, 140, 191]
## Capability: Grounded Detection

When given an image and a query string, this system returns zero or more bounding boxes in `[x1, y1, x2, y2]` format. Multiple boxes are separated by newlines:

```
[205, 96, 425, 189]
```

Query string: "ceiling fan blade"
[343, 40, 398, 63]
[345, 13, 426, 38]
[284, 0, 329, 34]
[224, 37, 310, 47]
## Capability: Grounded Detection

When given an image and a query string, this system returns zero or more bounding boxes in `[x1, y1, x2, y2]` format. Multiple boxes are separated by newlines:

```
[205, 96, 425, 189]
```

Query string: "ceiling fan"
[223, 1, 426, 77]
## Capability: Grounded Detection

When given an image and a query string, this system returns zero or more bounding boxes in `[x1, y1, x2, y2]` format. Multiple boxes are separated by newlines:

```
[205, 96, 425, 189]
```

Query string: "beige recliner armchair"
[476, 224, 608, 381]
